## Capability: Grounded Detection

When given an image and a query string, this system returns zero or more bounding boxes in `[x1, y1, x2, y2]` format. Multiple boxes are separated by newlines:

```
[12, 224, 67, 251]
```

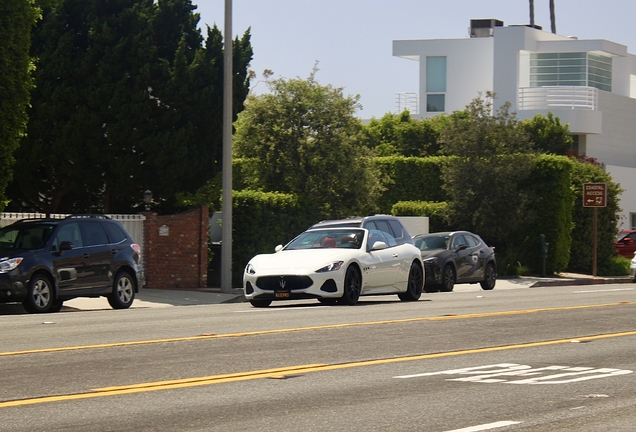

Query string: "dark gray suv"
[0, 215, 145, 313]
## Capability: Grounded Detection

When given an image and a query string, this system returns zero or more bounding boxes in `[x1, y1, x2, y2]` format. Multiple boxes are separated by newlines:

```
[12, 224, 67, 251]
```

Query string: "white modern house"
[393, 19, 636, 229]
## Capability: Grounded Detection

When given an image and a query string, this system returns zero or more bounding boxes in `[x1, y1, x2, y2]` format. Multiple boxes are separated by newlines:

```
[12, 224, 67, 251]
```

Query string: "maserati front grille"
[256, 275, 313, 291]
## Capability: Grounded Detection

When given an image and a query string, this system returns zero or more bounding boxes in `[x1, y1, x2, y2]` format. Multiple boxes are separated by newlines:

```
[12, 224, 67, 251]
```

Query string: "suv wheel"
[108, 271, 136, 309]
[23, 274, 54, 313]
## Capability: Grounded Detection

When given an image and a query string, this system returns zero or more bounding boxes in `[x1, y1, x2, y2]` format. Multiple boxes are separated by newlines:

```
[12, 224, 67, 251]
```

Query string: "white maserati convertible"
[243, 227, 424, 307]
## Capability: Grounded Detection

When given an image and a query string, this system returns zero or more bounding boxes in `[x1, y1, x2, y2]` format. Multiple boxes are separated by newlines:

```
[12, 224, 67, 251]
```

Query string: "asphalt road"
[0, 283, 634, 431]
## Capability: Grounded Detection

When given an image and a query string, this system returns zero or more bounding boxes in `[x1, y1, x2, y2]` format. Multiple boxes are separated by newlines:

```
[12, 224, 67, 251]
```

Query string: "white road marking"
[395, 363, 633, 384]
[573, 288, 634, 293]
[443, 421, 521, 432]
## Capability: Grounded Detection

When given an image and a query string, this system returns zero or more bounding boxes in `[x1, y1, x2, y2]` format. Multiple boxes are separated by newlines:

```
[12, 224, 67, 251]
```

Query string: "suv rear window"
[82, 221, 109, 246]
[104, 222, 128, 243]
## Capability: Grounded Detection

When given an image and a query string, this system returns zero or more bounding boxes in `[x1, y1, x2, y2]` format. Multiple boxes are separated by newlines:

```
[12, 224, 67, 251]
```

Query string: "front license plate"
[275, 291, 290, 298]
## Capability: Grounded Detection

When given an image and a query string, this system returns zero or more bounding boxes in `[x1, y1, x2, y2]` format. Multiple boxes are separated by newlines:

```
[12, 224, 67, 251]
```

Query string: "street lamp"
[143, 190, 153, 211]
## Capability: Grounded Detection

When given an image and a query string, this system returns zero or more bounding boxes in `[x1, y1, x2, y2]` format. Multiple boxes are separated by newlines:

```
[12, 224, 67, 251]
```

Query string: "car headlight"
[422, 257, 439, 265]
[315, 261, 344, 273]
[245, 263, 256, 275]
[0, 257, 23, 273]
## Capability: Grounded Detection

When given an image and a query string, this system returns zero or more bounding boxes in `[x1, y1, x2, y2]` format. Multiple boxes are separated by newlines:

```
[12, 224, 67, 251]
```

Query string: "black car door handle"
[83, 253, 90, 259]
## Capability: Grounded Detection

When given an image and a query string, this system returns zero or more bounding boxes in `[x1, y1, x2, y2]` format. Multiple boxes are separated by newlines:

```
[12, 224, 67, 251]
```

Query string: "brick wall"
[143, 206, 208, 289]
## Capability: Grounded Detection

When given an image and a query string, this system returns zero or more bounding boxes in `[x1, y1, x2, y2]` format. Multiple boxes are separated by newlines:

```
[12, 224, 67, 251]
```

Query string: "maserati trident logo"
[279, 276, 286, 289]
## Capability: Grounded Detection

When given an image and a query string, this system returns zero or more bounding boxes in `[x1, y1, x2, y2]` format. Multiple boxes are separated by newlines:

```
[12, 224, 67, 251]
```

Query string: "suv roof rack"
[13, 217, 58, 224]
[64, 214, 112, 220]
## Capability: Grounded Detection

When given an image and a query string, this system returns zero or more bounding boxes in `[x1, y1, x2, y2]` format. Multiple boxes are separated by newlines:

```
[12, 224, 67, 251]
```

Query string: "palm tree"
[549, 0, 557, 33]
[529, 0, 535, 26]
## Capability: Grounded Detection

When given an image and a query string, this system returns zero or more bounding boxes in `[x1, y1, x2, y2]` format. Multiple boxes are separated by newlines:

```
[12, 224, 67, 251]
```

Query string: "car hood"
[248, 249, 355, 274]
[0, 248, 35, 259]
[420, 250, 446, 259]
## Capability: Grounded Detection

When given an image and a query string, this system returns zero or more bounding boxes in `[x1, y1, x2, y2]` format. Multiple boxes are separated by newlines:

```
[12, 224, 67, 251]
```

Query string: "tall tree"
[0, 0, 39, 212]
[10, 0, 252, 214]
[521, 112, 573, 154]
[233, 68, 383, 219]
[361, 111, 444, 157]
[529, 0, 535, 26]
[550, 0, 557, 33]
[439, 92, 536, 247]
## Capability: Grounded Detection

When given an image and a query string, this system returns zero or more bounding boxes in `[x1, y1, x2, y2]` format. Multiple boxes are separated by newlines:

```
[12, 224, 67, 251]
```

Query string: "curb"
[530, 277, 633, 288]
[220, 294, 247, 303]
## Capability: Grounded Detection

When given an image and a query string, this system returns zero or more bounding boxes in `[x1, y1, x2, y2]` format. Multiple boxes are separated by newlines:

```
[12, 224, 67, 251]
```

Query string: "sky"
[195, 0, 636, 119]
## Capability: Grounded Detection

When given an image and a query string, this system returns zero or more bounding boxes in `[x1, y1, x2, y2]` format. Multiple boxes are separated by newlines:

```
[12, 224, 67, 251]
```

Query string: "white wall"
[586, 91, 636, 168]
[606, 165, 636, 229]
[393, 37, 494, 117]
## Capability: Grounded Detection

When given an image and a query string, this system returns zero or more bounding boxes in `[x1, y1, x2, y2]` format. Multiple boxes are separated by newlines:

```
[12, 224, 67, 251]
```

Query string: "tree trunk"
[529, 0, 535, 26]
[550, 0, 557, 33]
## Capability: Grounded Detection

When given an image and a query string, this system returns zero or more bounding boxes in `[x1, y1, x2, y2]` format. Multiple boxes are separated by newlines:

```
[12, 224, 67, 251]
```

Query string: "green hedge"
[228, 154, 621, 281]
[518, 155, 574, 275]
[392, 201, 449, 233]
[568, 159, 622, 275]
[389, 155, 575, 276]
[231, 189, 310, 285]
[374, 156, 447, 213]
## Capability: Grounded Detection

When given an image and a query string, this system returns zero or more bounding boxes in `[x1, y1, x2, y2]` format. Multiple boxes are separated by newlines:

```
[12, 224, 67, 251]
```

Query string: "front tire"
[49, 300, 64, 313]
[399, 262, 423, 301]
[480, 262, 496, 290]
[22, 274, 54, 313]
[440, 265, 455, 292]
[339, 266, 361, 305]
[108, 271, 136, 309]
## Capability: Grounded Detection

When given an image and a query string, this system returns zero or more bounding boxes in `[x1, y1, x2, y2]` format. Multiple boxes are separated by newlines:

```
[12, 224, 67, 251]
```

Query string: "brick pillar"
[142, 206, 209, 289]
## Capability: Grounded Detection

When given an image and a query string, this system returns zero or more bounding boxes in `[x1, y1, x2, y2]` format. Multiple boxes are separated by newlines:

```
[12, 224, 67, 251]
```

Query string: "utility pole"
[221, 0, 233, 293]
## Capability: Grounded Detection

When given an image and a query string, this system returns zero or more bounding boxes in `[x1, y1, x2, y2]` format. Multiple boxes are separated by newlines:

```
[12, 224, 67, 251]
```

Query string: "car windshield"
[285, 229, 365, 250]
[0, 223, 55, 251]
[617, 231, 633, 241]
[414, 235, 449, 251]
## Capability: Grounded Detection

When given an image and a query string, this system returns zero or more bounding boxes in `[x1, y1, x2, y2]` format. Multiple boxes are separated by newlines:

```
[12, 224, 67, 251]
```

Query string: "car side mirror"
[59, 240, 73, 251]
[370, 241, 387, 251]
[624, 238, 633, 243]
[275, 244, 283, 252]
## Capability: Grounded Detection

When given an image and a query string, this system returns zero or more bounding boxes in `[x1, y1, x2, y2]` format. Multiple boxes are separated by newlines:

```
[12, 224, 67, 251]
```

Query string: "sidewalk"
[64, 287, 246, 311]
[73, 272, 632, 310]
[500, 272, 633, 289]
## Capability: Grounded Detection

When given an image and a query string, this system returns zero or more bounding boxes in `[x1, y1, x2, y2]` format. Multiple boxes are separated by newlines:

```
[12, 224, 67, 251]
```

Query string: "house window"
[426, 94, 445, 112]
[426, 56, 446, 112]
[530, 52, 611, 91]
[631, 213, 636, 230]
[570, 135, 579, 153]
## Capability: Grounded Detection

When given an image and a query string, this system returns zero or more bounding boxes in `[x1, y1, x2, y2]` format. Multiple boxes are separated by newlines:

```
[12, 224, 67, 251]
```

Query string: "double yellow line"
[2, 302, 634, 358]
[2, 329, 636, 408]
[1, 302, 635, 408]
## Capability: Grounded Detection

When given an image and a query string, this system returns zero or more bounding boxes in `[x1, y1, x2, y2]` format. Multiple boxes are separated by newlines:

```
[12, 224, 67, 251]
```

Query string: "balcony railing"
[518, 86, 598, 111]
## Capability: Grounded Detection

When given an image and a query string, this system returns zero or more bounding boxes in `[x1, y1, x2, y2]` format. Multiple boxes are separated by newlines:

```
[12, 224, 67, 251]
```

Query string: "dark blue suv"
[0, 215, 145, 313]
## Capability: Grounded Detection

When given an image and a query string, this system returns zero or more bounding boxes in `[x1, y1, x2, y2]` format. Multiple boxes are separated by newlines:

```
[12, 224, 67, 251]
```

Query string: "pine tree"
[10, 0, 252, 213]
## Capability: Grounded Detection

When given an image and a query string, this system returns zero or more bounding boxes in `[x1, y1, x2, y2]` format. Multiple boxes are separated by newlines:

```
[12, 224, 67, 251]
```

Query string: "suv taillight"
[131, 243, 141, 257]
